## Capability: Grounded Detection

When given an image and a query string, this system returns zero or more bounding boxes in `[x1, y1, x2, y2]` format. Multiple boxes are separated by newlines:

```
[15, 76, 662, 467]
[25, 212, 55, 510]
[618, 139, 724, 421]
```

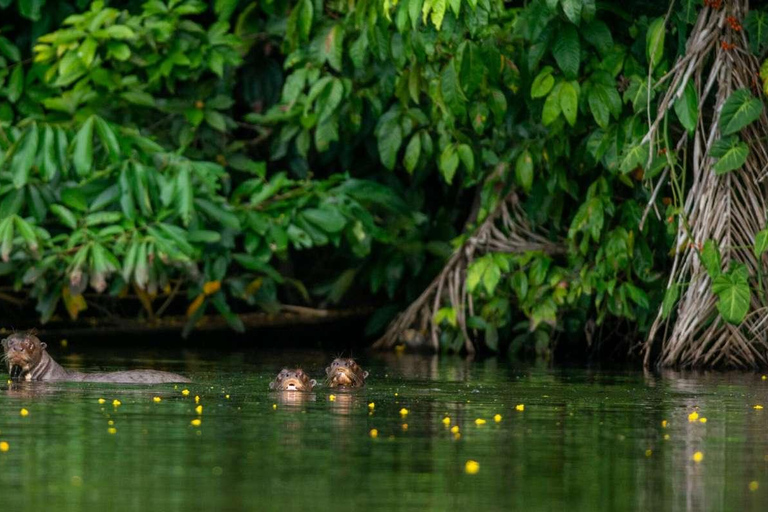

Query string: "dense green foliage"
[2, 0, 768, 354]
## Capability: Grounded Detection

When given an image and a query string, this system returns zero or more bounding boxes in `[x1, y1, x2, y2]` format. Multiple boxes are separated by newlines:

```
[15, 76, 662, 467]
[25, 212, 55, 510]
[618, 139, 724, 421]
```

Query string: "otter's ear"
[309, 379, 317, 388]
[1, 339, 6, 347]
[40, 342, 47, 350]
[363, 371, 369, 379]
[325, 366, 331, 374]
[268, 381, 275, 390]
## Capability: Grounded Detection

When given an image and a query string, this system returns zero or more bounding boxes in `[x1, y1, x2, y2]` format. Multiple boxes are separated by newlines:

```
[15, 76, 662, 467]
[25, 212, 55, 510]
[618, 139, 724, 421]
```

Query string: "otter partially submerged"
[2, 332, 190, 384]
[326, 358, 368, 388]
[269, 369, 316, 391]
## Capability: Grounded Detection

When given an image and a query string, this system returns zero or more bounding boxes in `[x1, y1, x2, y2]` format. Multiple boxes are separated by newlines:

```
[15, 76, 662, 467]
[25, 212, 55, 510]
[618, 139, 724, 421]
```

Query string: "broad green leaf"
[661, 283, 679, 319]
[49, 204, 77, 229]
[745, 11, 768, 54]
[457, 144, 474, 174]
[7, 65, 23, 103]
[673, 82, 698, 134]
[378, 124, 403, 171]
[559, 81, 578, 126]
[403, 134, 422, 174]
[430, 0, 447, 30]
[710, 135, 749, 175]
[561, 0, 582, 24]
[618, 142, 648, 174]
[11, 123, 38, 188]
[700, 240, 721, 278]
[711, 264, 750, 325]
[441, 61, 467, 117]
[178, 166, 193, 225]
[646, 17, 666, 70]
[552, 24, 580, 79]
[515, 150, 534, 192]
[754, 229, 768, 258]
[581, 20, 613, 55]
[303, 207, 347, 233]
[720, 89, 764, 135]
[531, 67, 555, 99]
[0, 36, 20, 62]
[95, 117, 120, 162]
[542, 83, 562, 125]
[439, 145, 459, 184]
[73, 117, 95, 177]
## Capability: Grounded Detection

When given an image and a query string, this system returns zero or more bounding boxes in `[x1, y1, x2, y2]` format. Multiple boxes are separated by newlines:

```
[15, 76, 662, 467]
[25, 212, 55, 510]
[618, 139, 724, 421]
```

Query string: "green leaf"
[11, 123, 38, 189]
[430, 0, 447, 30]
[205, 110, 228, 132]
[49, 204, 78, 229]
[215, 0, 240, 20]
[559, 81, 578, 126]
[457, 144, 474, 174]
[0, 36, 20, 62]
[403, 134, 421, 174]
[95, 117, 120, 162]
[661, 283, 679, 320]
[720, 89, 764, 135]
[378, 124, 403, 171]
[73, 117, 95, 177]
[542, 83, 562, 125]
[581, 20, 613, 55]
[531, 67, 555, 99]
[700, 240, 721, 278]
[755, 229, 768, 258]
[552, 24, 580, 79]
[673, 82, 698, 135]
[439, 145, 459, 184]
[303, 207, 347, 233]
[646, 17, 666, 70]
[710, 135, 749, 175]
[711, 264, 750, 325]
[178, 166, 194, 225]
[619, 143, 648, 174]
[6, 65, 23, 103]
[745, 11, 768, 54]
[515, 150, 534, 193]
[441, 61, 467, 117]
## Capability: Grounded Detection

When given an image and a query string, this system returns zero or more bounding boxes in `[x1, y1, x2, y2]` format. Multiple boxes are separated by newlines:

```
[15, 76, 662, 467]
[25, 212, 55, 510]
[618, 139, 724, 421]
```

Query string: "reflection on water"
[1, 349, 768, 511]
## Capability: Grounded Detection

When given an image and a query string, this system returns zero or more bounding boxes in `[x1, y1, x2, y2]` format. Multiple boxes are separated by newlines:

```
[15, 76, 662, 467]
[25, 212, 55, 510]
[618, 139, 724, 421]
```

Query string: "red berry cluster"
[703, 0, 722, 9]
[726, 16, 742, 31]
[721, 41, 736, 51]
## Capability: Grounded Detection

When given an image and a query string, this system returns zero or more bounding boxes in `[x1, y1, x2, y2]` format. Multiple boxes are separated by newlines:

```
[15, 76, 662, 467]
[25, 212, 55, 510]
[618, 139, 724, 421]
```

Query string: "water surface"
[1, 347, 768, 511]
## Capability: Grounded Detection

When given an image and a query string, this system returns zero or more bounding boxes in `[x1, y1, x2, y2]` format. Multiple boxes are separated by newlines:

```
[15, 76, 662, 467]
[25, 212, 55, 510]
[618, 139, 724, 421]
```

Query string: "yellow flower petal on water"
[494, 414, 502, 423]
[763, 375, 767, 381]
[190, 419, 202, 427]
[663, 434, 670, 440]
[195, 405, 203, 415]
[225, 395, 230, 399]
[692, 451, 704, 463]
[112, 400, 121, 407]
[400, 408, 409, 416]
[453, 433, 461, 440]
[442, 417, 451, 426]
[465, 460, 480, 474]
[754, 405, 764, 410]
[107, 428, 117, 435]
[699, 417, 707, 423]
[368, 402, 375, 410]
[451, 425, 460, 434]
[0, 442, 9, 452]
[329, 395, 336, 402]
[272, 404, 277, 410]
[515, 404, 525, 412]
[369, 429, 378, 438]
[475, 418, 486, 425]
[20, 409, 28, 417]
[402, 424, 408, 431]
[153, 397, 162, 403]
[108, 420, 114, 426]
[688, 411, 699, 422]
[98, 398, 106, 405]
[195, 396, 200, 404]
[645, 449, 652, 457]
[661, 420, 668, 428]
[749, 481, 759, 492]
[394, 393, 398, 397]
[181, 389, 190, 396]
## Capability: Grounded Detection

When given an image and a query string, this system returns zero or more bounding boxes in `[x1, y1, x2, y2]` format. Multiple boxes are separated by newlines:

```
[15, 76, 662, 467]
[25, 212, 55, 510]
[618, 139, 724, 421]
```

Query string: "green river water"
[1, 346, 768, 511]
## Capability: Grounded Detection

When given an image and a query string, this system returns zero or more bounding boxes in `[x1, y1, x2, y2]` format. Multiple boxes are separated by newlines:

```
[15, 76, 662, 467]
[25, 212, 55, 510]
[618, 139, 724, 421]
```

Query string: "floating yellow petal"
[763, 375, 767, 381]
[699, 417, 707, 423]
[272, 404, 277, 410]
[329, 395, 336, 402]
[400, 408, 409, 416]
[195, 396, 200, 404]
[195, 405, 203, 415]
[182, 389, 190, 396]
[661, 420, 668, 428]
[20, 409, 28, 417]
[688, 411, 699, 422]
[112, 400, 121, 407]
[754, 405, 764, 410]
[0, 442, 8, 452]
[749, 481, 759, 492]
[515, 404, 525, 411]
[692, 451, 704, 463]
[153, 397, 162, 403]
[442, 417, 451, 426]
[107, 428, 117, 435]
[368, 402, 375, 410]
[451, 426, 460, 434]
[98, 398, 106, 404]
[453, 433, 461, 440]
[369, 429, 378, 438]
[645, 449, 652, 457]
[225, 395, 230, 399]
[475, 418, 486, 425]
[663, 434, 670, 440]
[191, 419, 202, 427]
[108, 420, 114, 426]
[402, 424, 408, 431]
[494, 414, 502, 423]
[465, 460, 480, 474]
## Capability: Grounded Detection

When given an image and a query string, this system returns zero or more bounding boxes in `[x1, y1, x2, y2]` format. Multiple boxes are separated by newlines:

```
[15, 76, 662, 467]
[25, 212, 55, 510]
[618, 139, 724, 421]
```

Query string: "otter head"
[269, 369, 316, 391]
[2, 332, 47, 382]
[326, 358, 368, 388]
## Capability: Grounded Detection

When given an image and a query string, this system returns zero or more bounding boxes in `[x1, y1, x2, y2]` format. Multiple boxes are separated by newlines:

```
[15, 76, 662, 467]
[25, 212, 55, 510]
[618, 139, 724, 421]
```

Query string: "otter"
[269, 369, 317, 391]
[325, 358, 368, 388]
[2, 332, 190, 384]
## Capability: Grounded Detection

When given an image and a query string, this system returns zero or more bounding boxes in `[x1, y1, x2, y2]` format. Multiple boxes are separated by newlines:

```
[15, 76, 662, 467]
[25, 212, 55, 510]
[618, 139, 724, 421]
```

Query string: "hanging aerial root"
[373, 192, 561, 353]
[643, 0, 768, 368]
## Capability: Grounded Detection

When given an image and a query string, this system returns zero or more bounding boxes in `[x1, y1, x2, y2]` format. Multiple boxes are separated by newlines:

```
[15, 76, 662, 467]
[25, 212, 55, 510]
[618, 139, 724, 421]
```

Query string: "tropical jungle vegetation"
[3, 0, 768, 367]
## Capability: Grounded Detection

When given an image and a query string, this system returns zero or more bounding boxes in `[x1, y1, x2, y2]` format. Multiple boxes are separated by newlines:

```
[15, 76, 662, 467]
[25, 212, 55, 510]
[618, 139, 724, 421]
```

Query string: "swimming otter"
[325, 358, 368, 388]
[2, 332, 190, 384]
[269, 369, 317, 391]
